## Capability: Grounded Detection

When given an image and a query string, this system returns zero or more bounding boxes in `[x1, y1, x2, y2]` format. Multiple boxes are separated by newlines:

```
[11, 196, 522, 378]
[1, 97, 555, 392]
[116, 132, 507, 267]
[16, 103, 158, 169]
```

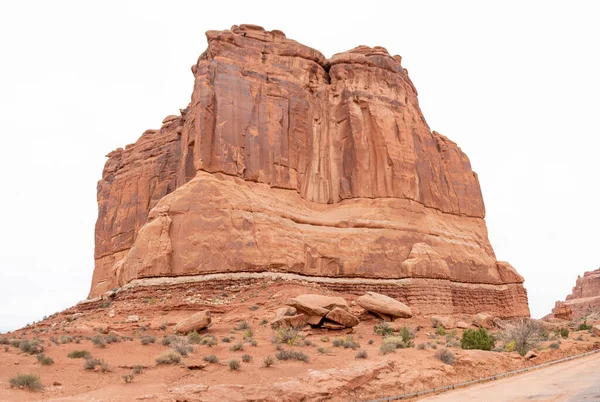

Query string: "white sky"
[1, 1, 599, 333]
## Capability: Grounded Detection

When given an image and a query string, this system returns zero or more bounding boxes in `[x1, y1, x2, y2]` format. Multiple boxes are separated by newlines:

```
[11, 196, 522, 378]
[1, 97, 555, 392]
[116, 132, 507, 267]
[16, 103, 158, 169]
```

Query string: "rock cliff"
[90, 24, 529, 318]
[552, 268, 600, 320]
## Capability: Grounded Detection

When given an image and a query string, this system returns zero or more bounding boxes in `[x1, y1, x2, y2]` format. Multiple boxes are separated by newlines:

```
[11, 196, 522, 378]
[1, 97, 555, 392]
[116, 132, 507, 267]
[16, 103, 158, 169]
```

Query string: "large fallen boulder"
[283, 294, 356, 329]
[472, 313, 494, 329]
[174, 310, 211, 334]
[357, 292, 412, 320]
[271, 314, 307, 330]
[325, 308, 360, 328]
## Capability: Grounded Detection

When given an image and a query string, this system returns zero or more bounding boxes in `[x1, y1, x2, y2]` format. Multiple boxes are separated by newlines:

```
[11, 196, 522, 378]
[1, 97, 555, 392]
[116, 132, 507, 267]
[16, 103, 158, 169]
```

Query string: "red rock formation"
[89, 24, 529, 318]
[552, 268, 600, 319]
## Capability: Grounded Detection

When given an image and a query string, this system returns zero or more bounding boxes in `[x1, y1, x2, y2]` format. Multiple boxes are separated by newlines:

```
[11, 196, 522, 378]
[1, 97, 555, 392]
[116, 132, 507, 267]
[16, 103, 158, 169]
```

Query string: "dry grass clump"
[9, 373, 42, 391]
[155, 350, 182, 365]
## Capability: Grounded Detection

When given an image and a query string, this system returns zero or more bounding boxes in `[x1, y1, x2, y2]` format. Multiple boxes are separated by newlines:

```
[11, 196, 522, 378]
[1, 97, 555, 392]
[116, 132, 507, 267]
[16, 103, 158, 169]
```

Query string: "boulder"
[274, 307, 297, 320]
[270, 314, 307, 330]
[472, 313, 494, 329]
[593, 325, 600, 337]
[325, 308, 359, 328]
[322, 322, 346, 330]
[125, 315, 140, 323]
[173, 310, 211, 334]
[357, 292, 412, 319]
[431, 316, 456, 330]
[456, 321, 470, 329]
[524, 350, 537, 360]
[286, 294, 348, 317]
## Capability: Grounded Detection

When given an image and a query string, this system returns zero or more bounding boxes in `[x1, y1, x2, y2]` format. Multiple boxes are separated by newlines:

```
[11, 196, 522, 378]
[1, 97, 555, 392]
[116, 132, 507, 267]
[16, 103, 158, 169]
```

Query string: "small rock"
[431, 315, 456, 329]
[53, 381, 62, 386]
[108, 309, 115, 318]
[274, 306, 297, 320]
[322, 322, 346, 330]
[524, 350, 538, 360]
[456, 321, 470, 329]
[125, 315, 140, 323]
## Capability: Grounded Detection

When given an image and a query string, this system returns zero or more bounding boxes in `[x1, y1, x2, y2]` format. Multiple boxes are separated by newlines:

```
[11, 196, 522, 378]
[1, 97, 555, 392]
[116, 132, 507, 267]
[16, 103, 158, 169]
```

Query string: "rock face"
[552, 268, 600, 319]
[89, 24, 529, 318]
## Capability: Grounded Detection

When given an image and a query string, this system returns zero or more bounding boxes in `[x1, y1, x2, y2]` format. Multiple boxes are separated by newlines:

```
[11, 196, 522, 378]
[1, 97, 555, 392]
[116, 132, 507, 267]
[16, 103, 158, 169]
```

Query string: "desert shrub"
[83, 357, 105, 370]
[122, 374, 134, 383]
[243, 329, 254, 340]
[155, 350, 182, 365]
[167, 337, 193, 356]
[332, 338, 343, 347]
[10, 339, 21, 348]
[263, 355, 274, 367]
[272, 327, 302, 345]
[500, 319, 542, 356]
[505, 340, 516, 352]
[429, 342, 438, 349]
[203, 354, 219, 363]
[9, 373, 42, 391]
[105, 334, 120, 344]
[578, 321, 592, 331]
[221, 337, 231, 343]
[342, 336, 360, 349]
[317, 347, 327, 354]
[132, 365, 144, 374]
[228, 359, 241, 370]
[187, 331, 203, 344]
[260, 319, 269, 326]
[60, 335, 74, 344]
[374, 321, 394, 336]
[249, 305, 260, 311]
[577, 335, 584, 341]
[19, 340, 43, 355]
[140, 335, 156, 345]
[417, 343, 427, 350]
[250, 339, 258, 347]
[235, 320, 250, 330]
[92, 335, 106, 348]
[321, 336, 329, 342]
[379, 343, 397, 355]
[36, 354, 54, 365]
[435, 326, 447, 336]
[162, 335, 179, 346]
[160, 323, 168, 331]
[461, 328, 496, 351]
[276, 349, 309, 362]
[435, 348, 456, 366]
[242, 354, 252, 363]
[0, 337, 9, 345]
[230, 342, 244, 351]
[68, 350, 91, 359]
[549, 342, 560, 349]
[355, 350, 368, 359]
[559, 328, 569, 338]
[399, 327, 415, 347]
[304, 339, 312, 347]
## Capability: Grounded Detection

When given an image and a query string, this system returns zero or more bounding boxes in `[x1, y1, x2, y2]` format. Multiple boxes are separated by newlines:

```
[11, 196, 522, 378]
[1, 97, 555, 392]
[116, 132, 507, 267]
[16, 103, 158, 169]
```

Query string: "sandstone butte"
[551, 268, 600, 320]
[90, 24, 530, 319]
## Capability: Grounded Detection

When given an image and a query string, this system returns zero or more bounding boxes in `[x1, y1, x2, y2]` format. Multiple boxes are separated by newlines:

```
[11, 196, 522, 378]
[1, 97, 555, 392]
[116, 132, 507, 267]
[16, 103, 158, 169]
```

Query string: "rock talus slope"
[90, 24, 529, 318]
[552, 268, 600, 319]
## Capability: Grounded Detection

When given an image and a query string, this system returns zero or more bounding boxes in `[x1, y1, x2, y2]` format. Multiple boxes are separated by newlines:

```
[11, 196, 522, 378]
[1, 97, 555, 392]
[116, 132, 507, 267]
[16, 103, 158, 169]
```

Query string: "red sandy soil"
[0, 280, 597, 401]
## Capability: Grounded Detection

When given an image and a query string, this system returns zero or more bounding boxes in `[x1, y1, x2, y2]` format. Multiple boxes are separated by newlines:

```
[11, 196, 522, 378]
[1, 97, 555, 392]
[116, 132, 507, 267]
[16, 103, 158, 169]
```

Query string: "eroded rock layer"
[90, 24, 529, 318]
[552, 268, 600, 319]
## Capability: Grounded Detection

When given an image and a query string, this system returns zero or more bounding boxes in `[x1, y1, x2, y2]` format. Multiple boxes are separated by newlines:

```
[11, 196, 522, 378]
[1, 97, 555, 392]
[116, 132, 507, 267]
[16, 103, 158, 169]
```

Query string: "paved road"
[421, 352, 600, 402]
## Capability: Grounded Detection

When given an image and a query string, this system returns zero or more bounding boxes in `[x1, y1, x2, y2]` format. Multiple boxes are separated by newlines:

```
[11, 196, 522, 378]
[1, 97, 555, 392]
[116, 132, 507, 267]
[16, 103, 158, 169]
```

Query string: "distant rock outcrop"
[552, 268, 600, 319]
[89, 24, 529, 318]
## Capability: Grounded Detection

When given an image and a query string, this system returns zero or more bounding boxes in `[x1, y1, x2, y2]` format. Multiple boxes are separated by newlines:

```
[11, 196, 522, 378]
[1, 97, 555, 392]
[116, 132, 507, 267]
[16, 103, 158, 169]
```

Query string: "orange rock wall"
[89, 24, 529, 318]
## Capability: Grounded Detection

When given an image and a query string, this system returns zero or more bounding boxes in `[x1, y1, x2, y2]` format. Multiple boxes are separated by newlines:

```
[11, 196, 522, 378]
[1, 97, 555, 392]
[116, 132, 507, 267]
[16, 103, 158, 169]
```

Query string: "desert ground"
[1, 280, 597, 401]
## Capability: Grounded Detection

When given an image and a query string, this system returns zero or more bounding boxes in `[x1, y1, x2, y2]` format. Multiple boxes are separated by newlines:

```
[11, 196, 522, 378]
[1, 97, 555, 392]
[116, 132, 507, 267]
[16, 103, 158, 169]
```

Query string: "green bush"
[461, 328, 496, 351]
[373, 322, 394, 336]
[272, 327, 302, 345]
[9, 373, 42, 391]
[559, 328, 569, 338]
[578, 321, 592, 331]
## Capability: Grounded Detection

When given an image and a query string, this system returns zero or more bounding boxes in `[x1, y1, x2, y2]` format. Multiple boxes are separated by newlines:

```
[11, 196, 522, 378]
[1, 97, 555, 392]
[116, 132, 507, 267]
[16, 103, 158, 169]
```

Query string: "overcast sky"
[1, 1, 599, 333]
